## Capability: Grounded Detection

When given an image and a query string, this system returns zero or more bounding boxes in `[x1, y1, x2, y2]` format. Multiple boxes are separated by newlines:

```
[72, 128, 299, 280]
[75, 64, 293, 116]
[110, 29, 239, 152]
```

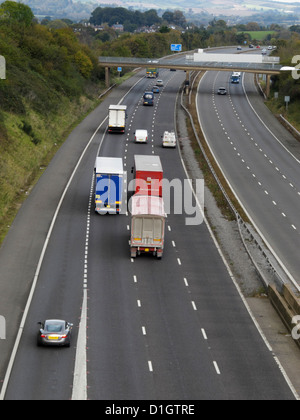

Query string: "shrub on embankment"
[0, 1, 105, 242]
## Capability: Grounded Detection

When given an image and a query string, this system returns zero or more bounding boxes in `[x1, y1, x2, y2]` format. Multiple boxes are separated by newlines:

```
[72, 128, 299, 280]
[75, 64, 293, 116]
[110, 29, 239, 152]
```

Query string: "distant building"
[112, 24, 124, 32]
[93, 25, 104, 32]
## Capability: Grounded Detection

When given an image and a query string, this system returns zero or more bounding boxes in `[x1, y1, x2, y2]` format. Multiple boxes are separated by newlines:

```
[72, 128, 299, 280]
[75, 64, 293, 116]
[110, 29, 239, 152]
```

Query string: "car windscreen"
[45, 323, 64, 333]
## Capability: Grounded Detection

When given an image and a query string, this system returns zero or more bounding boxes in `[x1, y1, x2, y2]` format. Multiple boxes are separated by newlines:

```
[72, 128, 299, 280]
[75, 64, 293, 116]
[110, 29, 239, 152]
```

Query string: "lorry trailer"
[133, 155, 163, 197]
[94, 157, 124, 214]
[130, 194, 166, 258]
[108, 105, 127, 133]
[146, 68, 159, 78]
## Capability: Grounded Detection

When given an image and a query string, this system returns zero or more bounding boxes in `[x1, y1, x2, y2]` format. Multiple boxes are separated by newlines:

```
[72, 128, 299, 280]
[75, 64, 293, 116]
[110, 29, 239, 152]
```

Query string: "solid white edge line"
[194, 72, 299, 400]
[0, 72, 148, 401]
[0, 114, 108, 401]
[243, 73, 300, 165]
[72, 74, 147, 400]
[71, 288, 88, 401]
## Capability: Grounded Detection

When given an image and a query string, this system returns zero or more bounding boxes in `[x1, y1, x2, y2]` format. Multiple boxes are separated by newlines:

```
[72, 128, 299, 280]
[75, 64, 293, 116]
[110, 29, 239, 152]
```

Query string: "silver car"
[37, 319, 73, 347]
[217, 87, 227, 95]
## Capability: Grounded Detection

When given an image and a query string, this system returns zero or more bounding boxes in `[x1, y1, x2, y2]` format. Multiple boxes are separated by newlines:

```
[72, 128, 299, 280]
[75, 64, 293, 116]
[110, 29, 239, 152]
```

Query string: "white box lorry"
[108, 105, 127, 133]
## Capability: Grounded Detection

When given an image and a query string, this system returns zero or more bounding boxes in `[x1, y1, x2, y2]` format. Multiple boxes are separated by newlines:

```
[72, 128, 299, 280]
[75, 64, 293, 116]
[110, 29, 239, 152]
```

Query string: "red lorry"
[133, 155, 163, 197]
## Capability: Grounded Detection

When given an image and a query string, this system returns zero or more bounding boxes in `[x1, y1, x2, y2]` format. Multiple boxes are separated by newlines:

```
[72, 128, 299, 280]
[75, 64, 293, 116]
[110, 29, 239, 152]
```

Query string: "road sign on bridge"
[171, 44, 182, 52]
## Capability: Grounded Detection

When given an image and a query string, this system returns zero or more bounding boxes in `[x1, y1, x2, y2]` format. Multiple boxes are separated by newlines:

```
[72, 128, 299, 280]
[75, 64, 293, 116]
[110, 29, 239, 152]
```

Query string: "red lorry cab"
[133, 155, 163, 197]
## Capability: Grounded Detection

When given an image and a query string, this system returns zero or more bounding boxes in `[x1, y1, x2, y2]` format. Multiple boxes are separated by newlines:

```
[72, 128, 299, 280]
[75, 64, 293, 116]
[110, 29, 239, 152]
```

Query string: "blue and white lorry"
[94, 157, 124, 214]
[231, 72, 240, 84]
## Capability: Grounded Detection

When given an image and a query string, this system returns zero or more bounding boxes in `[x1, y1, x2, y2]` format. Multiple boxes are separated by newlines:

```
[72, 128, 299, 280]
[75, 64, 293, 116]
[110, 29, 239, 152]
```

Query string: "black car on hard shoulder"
[37, 319, 73, 347]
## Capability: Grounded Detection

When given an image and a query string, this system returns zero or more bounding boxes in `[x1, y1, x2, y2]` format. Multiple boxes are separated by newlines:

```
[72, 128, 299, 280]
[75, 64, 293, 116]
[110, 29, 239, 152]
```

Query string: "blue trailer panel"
[94, 157, 124, 214]
[231, 72, 240, 84]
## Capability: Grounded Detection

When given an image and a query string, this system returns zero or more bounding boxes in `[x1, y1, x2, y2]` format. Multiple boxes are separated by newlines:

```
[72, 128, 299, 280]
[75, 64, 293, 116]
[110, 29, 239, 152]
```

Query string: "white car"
[162, 131, 176, 148]
[135, 129, 148, 143]
[156, 79, 164, 87]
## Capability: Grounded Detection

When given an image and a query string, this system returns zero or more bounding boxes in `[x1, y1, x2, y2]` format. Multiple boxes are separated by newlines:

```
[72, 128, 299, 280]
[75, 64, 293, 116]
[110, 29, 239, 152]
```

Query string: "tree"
[144, 9, 161, 26]
[173, 10, 186, 28]
[162, 11, 174, 24]
[159, 26, 171, 34]
[245, 22, 261, 31]
[74, 50, 93, 78]
[0, 1, 34, 27]
[162, 10, 186, 28]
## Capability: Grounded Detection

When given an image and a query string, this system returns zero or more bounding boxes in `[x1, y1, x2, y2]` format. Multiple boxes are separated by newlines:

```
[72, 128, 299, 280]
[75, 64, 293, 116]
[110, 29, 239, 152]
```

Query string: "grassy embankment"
[0, 14, 109, 244]
[0, 12, 186, 245]
[264, 39, 300, 133]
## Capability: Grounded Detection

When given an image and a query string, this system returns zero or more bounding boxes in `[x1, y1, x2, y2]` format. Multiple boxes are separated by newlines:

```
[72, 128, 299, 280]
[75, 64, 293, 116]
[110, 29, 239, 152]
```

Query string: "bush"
[0, 18, 101, 116]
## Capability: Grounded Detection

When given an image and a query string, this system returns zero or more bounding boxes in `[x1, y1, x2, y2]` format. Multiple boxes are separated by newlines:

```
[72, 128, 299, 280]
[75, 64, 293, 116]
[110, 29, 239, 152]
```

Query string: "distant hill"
[22, 0, 97, 20]
[21, 0, 300, 23]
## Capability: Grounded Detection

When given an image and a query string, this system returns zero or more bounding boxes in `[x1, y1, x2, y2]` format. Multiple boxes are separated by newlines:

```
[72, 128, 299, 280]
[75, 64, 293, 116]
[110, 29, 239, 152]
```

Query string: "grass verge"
[0, 74, 132, 246]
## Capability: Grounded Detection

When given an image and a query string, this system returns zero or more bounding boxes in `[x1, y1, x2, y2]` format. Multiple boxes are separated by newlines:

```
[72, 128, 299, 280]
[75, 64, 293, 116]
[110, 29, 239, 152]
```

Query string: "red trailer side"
[134, 155, 163, 197]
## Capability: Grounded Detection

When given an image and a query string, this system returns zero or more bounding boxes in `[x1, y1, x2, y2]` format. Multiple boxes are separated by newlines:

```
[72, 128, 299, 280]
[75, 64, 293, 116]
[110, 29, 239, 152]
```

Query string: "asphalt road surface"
[0, 69, 296, 400]
[197, 70, 300, 287]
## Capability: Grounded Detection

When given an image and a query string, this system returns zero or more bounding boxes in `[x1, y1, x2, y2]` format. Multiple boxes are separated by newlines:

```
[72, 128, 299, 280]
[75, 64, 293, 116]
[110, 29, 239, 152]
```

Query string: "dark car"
[37, 319, 73, 347]
[217, 87, 227, 95]
[143, 92, 154, 106]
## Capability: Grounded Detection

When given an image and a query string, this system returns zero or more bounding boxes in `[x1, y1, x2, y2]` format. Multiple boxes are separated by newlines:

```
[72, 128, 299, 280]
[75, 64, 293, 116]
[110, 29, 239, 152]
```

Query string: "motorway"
[197, 70, 300, 287]
[0, 66, 297, 399]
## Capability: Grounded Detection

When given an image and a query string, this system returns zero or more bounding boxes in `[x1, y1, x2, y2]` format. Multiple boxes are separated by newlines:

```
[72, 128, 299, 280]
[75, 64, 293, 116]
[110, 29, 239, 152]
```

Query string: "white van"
[162, 131, 176, 148]
[135, 129, 148, 143]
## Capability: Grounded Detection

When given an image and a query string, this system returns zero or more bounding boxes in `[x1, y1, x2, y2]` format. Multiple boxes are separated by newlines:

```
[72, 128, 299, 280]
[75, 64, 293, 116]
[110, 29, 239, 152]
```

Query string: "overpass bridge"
[98, 54, 282, 96]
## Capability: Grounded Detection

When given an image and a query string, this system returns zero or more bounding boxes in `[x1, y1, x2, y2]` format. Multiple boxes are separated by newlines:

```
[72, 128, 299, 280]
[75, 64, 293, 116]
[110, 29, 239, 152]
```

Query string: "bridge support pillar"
[266, 74, 271, 98]
[184, 71, 190, 95]
[105, 67, 110, 88]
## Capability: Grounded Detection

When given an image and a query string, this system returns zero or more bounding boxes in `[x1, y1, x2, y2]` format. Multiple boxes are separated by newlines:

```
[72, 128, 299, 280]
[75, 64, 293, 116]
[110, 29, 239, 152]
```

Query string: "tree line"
[0, 1, 103, 116]
[1, 0, 300, 116]
[89, 7, 187, 32]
